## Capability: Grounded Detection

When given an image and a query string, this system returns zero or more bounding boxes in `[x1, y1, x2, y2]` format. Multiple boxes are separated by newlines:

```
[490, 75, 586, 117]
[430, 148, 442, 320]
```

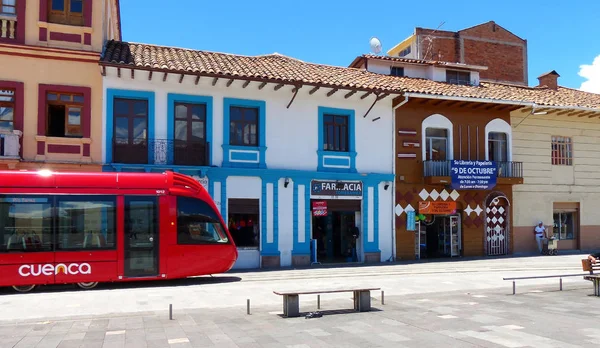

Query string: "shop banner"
[312, 201, 328, 216]
[310, 180, 363, 198]
[450, 160, 497, 190]
[406, 210, 416, 231]
[418, 201, 457, 215]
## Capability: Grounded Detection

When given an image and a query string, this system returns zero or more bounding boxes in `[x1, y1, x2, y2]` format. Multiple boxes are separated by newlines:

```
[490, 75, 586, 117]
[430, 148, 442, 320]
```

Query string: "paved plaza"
[1, 254, 599, 347]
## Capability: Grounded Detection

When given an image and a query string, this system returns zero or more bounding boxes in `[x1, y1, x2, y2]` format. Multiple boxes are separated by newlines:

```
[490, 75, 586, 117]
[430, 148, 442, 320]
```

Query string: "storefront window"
[553, 211, 576, 240]
[228, 199, 259, 248]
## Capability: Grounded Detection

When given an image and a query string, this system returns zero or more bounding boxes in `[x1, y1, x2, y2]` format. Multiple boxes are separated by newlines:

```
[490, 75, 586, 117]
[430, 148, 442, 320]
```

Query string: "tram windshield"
[176, 196, 229, 244]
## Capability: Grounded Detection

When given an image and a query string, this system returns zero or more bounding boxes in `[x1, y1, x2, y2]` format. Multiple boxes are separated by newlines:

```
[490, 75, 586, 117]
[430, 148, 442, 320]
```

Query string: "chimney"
[537, 70, 560, 90]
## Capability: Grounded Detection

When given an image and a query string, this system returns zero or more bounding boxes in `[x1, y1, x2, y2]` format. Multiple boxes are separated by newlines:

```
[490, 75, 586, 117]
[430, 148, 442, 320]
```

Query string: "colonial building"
[352, 53, 600, 259]
[98, 41, 399, 269]
[0, 0, 120, 171]
[351, 54, 524, 259]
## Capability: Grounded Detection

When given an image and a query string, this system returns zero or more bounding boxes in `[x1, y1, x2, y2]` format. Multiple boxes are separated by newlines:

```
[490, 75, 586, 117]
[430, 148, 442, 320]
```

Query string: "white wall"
[378, 183, 393, 261]
[102, 69, 394, 174]
[365, 60, 429, 79]
[278, 178, 293, 267]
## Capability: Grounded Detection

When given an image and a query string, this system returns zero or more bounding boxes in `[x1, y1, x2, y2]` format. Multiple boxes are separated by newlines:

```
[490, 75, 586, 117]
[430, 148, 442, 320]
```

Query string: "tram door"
[124, 197, 159, 277]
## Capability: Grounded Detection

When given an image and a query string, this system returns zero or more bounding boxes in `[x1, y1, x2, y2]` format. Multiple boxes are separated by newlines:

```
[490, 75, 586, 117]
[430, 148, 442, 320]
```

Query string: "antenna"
[369, 37, 382, 55]
[423, 21, 445, 61]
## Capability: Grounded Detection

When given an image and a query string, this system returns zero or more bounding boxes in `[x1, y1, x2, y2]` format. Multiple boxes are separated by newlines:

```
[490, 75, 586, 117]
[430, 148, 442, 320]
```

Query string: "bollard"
[317, 295, 320, 309]
[247, 299, 250, 315]
[560, 277, 563, 291]
[512, 281, 516, 295]
[381, 290, 385, 305]
[169, 304, 173, 320]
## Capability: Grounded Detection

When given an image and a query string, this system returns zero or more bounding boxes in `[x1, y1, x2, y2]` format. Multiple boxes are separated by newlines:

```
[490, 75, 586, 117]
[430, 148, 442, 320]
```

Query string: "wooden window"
[323, 114, 348, 152]
[0, 89, 14, 131]
[446, 70, 471, 85]
[229, 106, 258, 146]
[425, 128, 448, 160]
[551, 136, 572, 165]
[112, 98, 148, 164]
[46, 91, 84, 137]
[48, 0, 83, 26]
[1, 0, 16, 15]
[174, 103, 207, 165]
[488, 132, 508, 162]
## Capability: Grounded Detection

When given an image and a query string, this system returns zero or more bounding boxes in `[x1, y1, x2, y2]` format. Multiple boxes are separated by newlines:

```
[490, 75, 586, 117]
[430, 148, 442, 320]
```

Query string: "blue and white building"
[100, 41, 397, 269]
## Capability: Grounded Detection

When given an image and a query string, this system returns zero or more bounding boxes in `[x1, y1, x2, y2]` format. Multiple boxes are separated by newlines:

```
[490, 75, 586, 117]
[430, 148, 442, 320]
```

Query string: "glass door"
[450, 215, 460, 256]
[124, 197, 158, 277]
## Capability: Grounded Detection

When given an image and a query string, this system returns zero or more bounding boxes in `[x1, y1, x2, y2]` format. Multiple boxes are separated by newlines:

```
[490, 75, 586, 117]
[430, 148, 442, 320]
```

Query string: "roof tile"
[99, 41, 600, 109]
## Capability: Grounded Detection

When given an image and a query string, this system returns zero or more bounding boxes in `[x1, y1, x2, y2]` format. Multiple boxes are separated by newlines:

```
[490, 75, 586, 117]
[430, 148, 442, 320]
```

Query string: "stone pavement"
[0, 254, 591, 322]
[0, 254, 598, 347]
[1, 281, 600, 348]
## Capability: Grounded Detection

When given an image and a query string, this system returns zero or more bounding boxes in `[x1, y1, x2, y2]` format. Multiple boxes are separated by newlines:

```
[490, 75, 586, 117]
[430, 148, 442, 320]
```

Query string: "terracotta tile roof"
[99, 41, 600, 110]
[350, 54, 488, 71]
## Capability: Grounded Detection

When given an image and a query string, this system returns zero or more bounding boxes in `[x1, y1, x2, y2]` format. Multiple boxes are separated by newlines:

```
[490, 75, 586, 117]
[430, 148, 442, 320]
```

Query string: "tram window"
[177, 197, 229, 244]
[56, 196, 116, 250]
[0, 196, 53, 252]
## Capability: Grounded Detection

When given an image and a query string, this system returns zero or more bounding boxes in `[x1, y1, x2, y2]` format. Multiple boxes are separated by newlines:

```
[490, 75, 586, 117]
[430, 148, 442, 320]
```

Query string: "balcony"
[423, 160, 523, 185]
[0, 14, 16, 41]
[112, 138, 210, 167]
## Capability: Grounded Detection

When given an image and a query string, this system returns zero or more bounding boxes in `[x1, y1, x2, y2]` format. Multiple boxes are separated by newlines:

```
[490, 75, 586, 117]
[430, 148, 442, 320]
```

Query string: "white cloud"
[579, 55, 600, 93]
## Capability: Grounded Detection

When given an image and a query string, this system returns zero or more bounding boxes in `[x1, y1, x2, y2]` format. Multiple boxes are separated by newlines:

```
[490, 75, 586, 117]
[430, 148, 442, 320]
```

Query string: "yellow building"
[0, 0, 120, 171]
[511, 72, 600, 254]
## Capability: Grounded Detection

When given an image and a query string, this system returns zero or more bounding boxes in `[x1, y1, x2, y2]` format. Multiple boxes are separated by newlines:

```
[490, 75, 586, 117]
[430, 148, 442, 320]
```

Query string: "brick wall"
[415, 22, 527, 85]
[463, 40, 524, 84]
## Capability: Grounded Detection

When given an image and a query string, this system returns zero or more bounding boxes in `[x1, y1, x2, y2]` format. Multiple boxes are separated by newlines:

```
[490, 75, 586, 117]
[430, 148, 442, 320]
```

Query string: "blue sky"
[120, 0, 600, 92]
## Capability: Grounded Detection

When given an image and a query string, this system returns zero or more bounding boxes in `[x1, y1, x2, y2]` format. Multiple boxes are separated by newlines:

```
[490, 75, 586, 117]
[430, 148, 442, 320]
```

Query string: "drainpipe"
[391, 95, 409, 261]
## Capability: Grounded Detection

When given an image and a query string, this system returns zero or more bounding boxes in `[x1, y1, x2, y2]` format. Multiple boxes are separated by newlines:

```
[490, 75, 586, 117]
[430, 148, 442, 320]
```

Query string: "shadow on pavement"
[0, 275, 242, 296]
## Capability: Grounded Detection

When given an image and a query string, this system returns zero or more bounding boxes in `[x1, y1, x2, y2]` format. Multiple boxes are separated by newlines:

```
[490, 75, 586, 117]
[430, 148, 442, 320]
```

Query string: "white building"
[100, 41, 398, 269]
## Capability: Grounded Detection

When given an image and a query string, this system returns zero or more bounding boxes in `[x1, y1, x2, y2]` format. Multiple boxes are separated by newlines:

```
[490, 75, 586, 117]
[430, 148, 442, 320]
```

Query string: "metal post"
[560, 277, 563, 291]
[512, 281, 516, 295]
[317, 295, 320, 309]
[247, 299, 250, 315]
[169, 304, 173, 320]
[381, 290, 385, 305]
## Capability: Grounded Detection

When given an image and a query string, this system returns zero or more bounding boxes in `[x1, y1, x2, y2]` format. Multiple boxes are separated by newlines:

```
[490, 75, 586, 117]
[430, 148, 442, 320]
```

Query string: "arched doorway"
[485, 193, 510, 256]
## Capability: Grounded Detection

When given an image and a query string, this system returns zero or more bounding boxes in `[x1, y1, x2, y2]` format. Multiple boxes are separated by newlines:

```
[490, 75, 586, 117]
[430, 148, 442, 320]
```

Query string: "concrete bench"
[273, 287, 380, 318]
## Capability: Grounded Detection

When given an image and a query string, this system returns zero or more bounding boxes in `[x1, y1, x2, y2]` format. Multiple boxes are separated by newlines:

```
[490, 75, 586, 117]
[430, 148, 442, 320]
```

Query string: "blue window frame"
[317, 106, 356, 172]
[222, 98, 266, 169]
[105, 89, 155, 164]
[167, 93, 213, 166]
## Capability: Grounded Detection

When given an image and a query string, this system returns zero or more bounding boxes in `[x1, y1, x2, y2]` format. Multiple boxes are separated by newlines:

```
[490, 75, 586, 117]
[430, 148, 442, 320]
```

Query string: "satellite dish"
[369, 37, 382, 55]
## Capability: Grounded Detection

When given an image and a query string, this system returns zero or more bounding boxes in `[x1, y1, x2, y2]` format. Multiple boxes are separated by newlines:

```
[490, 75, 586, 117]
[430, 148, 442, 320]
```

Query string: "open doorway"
[419, 215, 461, 259]
[311, 199, 360, 263]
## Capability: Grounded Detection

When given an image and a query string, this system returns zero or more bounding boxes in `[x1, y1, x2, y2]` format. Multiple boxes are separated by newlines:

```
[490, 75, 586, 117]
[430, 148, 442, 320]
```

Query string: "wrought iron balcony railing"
[423, 160, 523, 178]
[112, 138, 210, 166]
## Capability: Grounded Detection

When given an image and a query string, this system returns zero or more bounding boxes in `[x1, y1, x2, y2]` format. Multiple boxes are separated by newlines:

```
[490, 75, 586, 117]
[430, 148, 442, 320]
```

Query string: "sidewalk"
[1, 282, 597, 348]
[0, 254, 591, 323]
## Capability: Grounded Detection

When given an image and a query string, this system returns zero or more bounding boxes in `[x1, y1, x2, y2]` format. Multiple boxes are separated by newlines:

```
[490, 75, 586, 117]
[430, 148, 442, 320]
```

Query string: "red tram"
[0, 170, 237, 292]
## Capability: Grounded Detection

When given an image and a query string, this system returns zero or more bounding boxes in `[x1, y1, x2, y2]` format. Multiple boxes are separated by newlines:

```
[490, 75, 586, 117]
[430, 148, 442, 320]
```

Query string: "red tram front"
[0, 170, 237, 292]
